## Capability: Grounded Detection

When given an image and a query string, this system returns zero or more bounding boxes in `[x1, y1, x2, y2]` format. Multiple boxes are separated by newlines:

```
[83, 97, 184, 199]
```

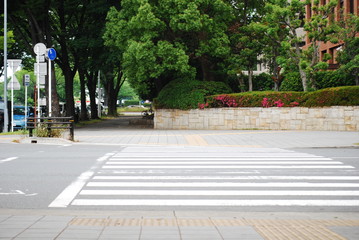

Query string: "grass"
[117, 107, 148, 113]
[0, 129, 28, 135]
[75, 119, 103, 127]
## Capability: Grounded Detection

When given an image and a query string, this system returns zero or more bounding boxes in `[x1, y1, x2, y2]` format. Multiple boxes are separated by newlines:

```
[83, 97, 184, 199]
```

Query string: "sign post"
[46, 48, 56, 117]
[7, 59, 22, 132]
[23, 74, 30, 127]
[33, 43, 46, 119]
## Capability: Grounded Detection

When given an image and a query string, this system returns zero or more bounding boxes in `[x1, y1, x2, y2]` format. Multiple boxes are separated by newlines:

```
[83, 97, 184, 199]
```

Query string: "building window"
[349, 0, 354, 14]
[307, 4, 312, 19]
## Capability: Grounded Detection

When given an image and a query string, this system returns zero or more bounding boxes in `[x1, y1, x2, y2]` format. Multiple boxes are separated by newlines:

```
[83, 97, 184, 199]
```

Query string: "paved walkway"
[0, 116, 359, 239]
[1, 116, 357, 148]
[1, 210, 359, 240]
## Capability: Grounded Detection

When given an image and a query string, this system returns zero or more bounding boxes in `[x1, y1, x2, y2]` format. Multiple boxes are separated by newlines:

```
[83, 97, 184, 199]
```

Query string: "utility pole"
[3, 0, 8, 132]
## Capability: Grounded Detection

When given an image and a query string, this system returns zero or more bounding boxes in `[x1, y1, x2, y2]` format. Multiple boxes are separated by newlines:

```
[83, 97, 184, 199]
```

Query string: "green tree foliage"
[335, 14, 359, 85]
[104, 0, 234, 99]
[302, 0, 340, 89]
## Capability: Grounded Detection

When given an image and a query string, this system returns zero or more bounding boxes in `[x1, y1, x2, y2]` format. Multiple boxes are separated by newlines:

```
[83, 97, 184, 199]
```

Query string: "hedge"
[204, 86, 359, 109]
[155, 79, 232, 110]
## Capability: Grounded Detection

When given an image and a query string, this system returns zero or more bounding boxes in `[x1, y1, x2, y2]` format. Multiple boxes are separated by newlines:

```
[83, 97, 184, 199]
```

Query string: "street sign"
[8, 59, 22, 71]
[7, 59, 22, 91]
[33, 43, 46, 55]
[46, 48, 57, 61]
[34, 63, 47, 75]
[36, 55, 45, 62]
[23, 74, 30, 87]
[7, 76, 21, 90]
[39, 75, 46, 85]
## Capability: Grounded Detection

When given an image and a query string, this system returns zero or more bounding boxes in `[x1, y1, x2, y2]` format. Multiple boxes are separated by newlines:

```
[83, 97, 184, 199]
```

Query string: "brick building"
[303, 0, 359, 69]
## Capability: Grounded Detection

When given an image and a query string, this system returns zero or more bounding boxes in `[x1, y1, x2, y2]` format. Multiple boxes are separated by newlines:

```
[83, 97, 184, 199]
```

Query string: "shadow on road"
[78, 116, 154, 130]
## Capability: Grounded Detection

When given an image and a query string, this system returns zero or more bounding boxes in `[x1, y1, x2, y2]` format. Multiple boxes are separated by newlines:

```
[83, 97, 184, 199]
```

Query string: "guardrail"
[27, 117, 75, 141]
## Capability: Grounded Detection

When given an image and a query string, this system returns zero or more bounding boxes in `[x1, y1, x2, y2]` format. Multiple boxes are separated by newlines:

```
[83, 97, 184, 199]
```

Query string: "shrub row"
[204, 86, 359, 109]
[155, 79, 232, 110]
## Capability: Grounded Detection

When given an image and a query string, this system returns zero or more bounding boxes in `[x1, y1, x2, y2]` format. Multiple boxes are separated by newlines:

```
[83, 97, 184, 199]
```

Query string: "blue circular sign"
[47, 48, 57, 61]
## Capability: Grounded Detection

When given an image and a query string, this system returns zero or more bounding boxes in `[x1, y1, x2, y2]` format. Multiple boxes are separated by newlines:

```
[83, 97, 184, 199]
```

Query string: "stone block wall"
[154, 106, 359, 131]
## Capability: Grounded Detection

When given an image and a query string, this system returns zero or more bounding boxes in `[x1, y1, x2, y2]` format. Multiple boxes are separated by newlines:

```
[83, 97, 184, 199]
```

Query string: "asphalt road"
[0, 143, 358, 212]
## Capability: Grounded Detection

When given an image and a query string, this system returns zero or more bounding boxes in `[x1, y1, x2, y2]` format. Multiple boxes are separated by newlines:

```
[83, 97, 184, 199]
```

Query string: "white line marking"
[87, 182, 359, 188]
[48, 152, 115, 208]
[0, 157, 18, 163]
[79, 190, 359, 196]
[0, 190, 25, 195]
[105, 161, 342, 165]
[93, 175, 359, 180]
[109, 157, 333, 161]
[102, 165, 353, 169]
[71, 199, 359, 206]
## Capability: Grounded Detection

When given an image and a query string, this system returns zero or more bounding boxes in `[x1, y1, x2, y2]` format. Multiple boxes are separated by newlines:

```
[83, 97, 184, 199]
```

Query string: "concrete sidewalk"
[1, 210, 359, 240]
[1, 116, 357, 148]
[1, 117, 359, 239]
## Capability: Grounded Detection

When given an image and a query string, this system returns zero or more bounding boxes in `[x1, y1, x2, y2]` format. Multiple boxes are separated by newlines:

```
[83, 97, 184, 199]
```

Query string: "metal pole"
[97, 70, 101, 118]
[37, 53, 40, 119]
[10, 61, 13, 132]
[25, 85, 27, 128]
[48, 58, 52, 117]
[3, 0, 8, 132]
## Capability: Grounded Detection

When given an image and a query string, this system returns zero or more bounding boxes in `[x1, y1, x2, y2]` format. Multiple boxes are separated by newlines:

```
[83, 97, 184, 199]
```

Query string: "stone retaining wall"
[154, 106, 359, 131]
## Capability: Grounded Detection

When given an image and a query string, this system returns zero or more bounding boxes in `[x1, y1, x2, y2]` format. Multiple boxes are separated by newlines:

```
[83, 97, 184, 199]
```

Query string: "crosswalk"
[49, 147, 359, 208]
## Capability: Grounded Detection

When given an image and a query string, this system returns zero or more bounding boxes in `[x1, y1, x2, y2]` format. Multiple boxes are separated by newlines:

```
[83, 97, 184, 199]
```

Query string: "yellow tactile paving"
[184, 134, 209, 146]
[69, 217, 359, 239]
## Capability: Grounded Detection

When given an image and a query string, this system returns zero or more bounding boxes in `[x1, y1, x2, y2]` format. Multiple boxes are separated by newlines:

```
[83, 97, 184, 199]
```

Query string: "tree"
[336, 14, 359, 85]
[104, 0, 234, 99]
[302, 0, 340, 89]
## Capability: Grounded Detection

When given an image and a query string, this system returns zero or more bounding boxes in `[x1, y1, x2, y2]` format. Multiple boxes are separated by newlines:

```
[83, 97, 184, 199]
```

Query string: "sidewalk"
[1, 116, 358, 148]
[1, 117, 359, 239]
[1, 210, 359, 240]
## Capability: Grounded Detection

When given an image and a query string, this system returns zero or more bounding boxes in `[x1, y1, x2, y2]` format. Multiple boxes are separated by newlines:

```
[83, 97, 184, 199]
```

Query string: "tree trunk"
[199, 56, 215, 81]
[78, 67, 89, 121]
[237, 74, 246, 92]
[103, 71, 124, 116]
[293, 38, 308, 91]
[248, 68, 253, 92]
[86, 71, 99, 119]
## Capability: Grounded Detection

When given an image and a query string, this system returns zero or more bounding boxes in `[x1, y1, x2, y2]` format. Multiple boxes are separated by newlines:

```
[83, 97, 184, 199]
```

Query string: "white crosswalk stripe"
[49, 147, 359, 208]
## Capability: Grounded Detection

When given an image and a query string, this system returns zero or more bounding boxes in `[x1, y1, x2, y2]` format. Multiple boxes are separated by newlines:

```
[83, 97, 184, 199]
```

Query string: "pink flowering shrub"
[201, 91, 305, 109]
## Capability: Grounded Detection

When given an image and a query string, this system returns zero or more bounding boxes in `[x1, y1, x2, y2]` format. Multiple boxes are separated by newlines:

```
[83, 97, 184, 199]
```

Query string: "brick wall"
[154, 106, 359, 131]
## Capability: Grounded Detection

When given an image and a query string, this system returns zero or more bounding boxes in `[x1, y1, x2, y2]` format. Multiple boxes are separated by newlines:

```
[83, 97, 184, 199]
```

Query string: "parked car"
[13, 106, 34, 130]
[0, 101, 4, 132]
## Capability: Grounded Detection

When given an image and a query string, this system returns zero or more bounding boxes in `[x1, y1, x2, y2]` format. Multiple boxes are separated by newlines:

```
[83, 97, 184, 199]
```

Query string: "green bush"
[313, 70, 355, 89]
[206, 86, 359, 108]
[124, 100, 141, 106]
[155, 79, 232, 110]
[280, 72, 303, 91]
[303, 86, 359, 107]
[207, 91, 305, 108]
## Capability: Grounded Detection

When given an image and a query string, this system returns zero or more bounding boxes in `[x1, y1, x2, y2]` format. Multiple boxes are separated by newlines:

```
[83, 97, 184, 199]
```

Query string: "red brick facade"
[303, 0, 358, 68]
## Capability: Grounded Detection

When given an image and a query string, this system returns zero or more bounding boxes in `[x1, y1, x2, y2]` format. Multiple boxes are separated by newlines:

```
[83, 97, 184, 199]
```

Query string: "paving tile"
[15, 231, 59, 238]
[217, 226, 264, 240]
[329, 226, 359, 240]
[141, 236, 180, 240]
[98, 237, 139, 240]
[0, 229, 24, 238]
[181, 236, 222, 240]
[39, 216, 75, 222]
[29, 222, 68, 229]
[6, 216, 43, 221]
[0, 215, 11, 222]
